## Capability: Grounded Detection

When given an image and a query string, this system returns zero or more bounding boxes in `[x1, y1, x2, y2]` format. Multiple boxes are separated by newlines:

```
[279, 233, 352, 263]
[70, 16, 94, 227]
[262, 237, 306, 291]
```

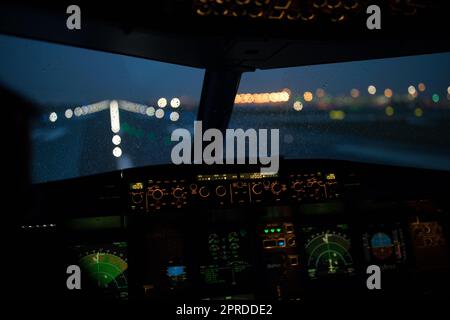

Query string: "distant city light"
[49, 112, 57, 122]
[432, 94, 440, 103]
[155, 109, 165, 119]
[447, 86, 450, 95]
[368, 85, 376, 95]
[350, 89, 360, 98]
[329, 110, 345, 120]
[303, 91, 313, 102]
[384, 88, 393, 98]
[293, 101, 303, 111]
[65, 109, 73, 119]
[110, 100, 120, 133]
[170, 98, 181, 108]
[112, 135, 121, 145]
[157, 98, 167, 108]
[112, 147, 122, 158]
[146, 106, 155, 116]
[408, 85, 417, 96]
[316, 88, 325, 98]
[385, 106, 394, 117]
[170, 111, 180, 122]
[418, 83, 426, 92]
[235, 90, 290, 104]
[414, 108, 423, 117]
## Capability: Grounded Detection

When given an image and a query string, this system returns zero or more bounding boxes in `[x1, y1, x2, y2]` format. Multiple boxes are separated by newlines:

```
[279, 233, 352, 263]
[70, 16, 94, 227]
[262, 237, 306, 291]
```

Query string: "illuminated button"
[278, 240, 285, 247]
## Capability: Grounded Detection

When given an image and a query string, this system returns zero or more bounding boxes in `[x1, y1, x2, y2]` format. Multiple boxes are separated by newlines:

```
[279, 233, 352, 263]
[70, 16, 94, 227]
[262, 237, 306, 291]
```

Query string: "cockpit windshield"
[0, 35, 204, 183]
[230, 53, 450, 171]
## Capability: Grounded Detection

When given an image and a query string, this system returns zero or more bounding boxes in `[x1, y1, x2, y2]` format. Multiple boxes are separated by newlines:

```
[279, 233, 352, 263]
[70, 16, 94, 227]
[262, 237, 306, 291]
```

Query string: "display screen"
[199, 229, 253, 291]
[72, 241, 128, 299]
[303, 224, 354, 279]
[362, 223, 407, 270]
[409, 221, 450, 270]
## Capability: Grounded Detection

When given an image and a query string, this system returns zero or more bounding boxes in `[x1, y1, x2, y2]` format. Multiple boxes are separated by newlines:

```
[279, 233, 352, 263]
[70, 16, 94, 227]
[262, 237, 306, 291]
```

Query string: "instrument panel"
[128, 170, 341, 213]
[29, 160, 450, 299]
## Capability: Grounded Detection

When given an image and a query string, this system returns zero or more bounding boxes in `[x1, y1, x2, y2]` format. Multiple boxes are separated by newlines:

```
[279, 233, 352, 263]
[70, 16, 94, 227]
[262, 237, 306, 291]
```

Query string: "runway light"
[155, 109, 165, 119]
[293, 101, 303, 111]
[414, 108, 423, 117]
[112, 135, 121, 145]
[432, 94, 440, 103]
[49, 112, 57, 122]
[385, 106, 394, 117]
[113, 147, 122, 158]
[303, 91, 313, 102]
[384, 89, 393, 98]
[170, 111, 179, 122]
[408, 85, 417, 96]
[418, 83, 426, 92]
[448, 86, 450, 95]
[157, 98, 167, 108]
[82, 106, 88, 115]
[146, 106, 155, 116]
[170, 98, 181, 108]
[110, 100, 120, 133]
[351, 89, 360, 98]
[65, 109, 73, 119]
[368, 85, 377, 95]
[74, 107, 82, 117]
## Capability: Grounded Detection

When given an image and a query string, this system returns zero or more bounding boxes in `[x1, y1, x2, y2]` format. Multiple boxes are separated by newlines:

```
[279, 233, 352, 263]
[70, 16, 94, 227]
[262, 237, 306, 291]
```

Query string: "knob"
[287, 236, 296, 247]
[271, 182, 282, 195]
[172, 187, 183, 199]
[199, 186, 210, 198]
[131, 193, 143, 204]
[215, 185, 227, 197]
[252, 183, 263, 195]
[293, 181, 304, 192]
[152, 189, 164, 200]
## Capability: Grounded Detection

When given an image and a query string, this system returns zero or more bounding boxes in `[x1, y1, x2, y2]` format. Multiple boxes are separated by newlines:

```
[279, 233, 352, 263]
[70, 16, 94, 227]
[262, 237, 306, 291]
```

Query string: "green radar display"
[303, 225, 354, 279]
[74, 242, 128, 298]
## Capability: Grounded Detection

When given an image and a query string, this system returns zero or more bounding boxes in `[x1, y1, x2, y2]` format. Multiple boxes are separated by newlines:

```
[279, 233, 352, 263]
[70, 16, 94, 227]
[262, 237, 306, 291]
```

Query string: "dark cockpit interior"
[1, 1, 450, 301]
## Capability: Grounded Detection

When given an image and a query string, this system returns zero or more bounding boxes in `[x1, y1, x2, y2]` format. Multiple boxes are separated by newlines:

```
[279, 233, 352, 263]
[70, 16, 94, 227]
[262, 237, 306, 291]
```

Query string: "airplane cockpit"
[1, 1, 449, 302]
